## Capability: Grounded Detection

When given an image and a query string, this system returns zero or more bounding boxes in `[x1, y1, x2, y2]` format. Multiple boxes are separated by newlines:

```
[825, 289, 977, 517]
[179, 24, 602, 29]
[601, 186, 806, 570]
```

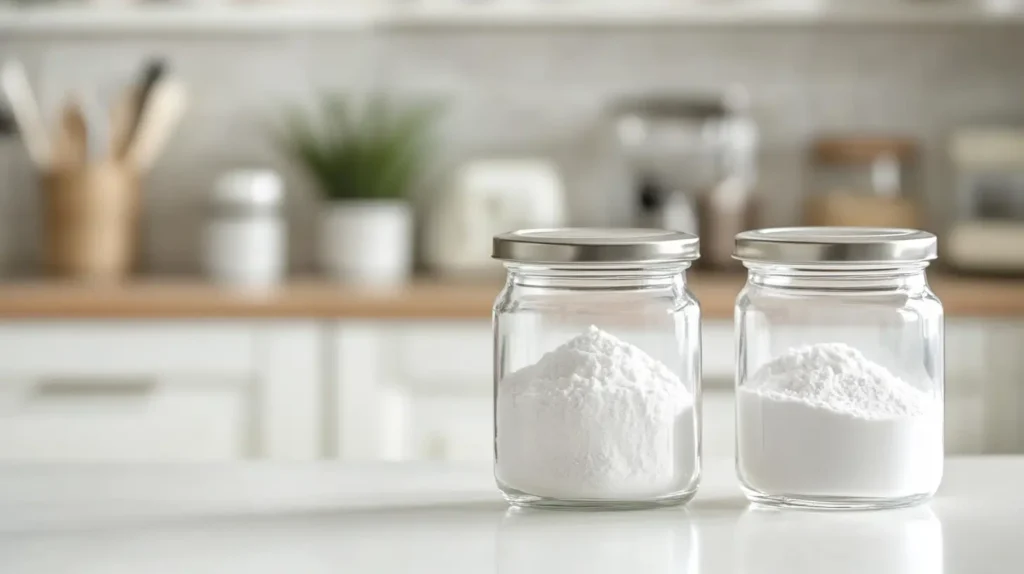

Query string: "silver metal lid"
[733, 227, 937, 265]
[493, 228, 699, 264]
[212, 170, 283, 216]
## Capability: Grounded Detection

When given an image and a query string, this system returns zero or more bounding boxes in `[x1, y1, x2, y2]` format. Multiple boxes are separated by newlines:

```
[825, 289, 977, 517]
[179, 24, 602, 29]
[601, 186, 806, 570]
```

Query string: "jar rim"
[493, 228, 700, 265]
[733, 227, 936, 266]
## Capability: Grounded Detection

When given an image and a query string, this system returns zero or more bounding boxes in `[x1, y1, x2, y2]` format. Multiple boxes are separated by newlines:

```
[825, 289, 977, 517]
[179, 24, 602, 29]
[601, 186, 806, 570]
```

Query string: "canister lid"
[212, 170, 283, 214]
[493, 228, 700, 264]
[733, 227, 937, 265]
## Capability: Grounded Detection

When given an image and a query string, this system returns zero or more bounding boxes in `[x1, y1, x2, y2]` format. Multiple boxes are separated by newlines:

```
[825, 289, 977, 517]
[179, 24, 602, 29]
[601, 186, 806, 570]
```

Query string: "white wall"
[1, 25, 1023, 274]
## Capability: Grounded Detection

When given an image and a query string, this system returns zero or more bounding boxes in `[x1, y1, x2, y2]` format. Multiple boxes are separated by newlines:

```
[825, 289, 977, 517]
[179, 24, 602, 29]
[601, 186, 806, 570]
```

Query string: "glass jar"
[733, 227, 944, 510]
[804, 136, 919, 229]
[492, 228, 702, 510]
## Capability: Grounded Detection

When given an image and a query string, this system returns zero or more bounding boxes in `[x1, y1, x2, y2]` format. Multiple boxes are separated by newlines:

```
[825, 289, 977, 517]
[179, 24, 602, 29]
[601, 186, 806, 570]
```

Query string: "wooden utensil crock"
[42, 162, 140, 282]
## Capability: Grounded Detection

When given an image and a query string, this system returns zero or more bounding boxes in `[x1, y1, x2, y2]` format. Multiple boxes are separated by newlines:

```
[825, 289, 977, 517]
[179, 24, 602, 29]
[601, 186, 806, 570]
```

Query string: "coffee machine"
[611, 89, 758, 268]
[947, 126, 1024, 274]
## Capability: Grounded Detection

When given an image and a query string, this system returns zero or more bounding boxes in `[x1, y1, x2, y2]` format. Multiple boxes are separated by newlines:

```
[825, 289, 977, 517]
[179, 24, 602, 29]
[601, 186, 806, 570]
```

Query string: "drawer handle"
[29, 378, 156, 404]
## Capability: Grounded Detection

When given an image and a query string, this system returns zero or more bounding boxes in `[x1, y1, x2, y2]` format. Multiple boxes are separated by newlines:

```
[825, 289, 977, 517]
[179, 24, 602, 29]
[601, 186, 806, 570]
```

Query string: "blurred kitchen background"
[0, 0, 1023, 463]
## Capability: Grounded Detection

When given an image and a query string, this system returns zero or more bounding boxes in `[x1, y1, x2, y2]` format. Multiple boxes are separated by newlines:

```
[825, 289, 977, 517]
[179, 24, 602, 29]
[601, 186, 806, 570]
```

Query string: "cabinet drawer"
[0, 378, 246, 461]
[391, 323, 492, 387]
[0, 322, 254, 377]
[385, 392, 492, 462]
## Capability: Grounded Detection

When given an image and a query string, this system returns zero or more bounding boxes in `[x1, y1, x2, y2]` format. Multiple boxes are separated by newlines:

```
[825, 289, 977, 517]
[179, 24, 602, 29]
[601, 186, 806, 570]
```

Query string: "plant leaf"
[274, 93, 440, 201]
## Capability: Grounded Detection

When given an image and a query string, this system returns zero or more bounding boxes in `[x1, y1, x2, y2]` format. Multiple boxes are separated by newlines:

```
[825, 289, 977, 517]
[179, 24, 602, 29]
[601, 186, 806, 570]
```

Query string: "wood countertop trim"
[0, 274, 1019, 320]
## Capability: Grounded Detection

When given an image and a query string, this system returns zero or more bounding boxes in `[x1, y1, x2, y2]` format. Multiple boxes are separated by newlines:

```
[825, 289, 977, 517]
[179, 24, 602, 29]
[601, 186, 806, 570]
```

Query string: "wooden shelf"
[0, 273, 1018, 319]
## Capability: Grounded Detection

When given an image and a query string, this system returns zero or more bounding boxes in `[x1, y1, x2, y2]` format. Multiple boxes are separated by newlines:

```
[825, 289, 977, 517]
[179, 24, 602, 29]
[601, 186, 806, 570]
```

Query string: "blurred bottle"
[0, 105, 16, 278]
[204, 169, 286, 291]
[701, 92, 758, 270]
[635, 177, 699, 236]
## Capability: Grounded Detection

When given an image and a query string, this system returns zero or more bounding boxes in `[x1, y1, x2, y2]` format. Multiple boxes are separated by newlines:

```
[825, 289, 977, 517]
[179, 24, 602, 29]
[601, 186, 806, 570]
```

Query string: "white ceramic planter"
[319, 200, 413, 285]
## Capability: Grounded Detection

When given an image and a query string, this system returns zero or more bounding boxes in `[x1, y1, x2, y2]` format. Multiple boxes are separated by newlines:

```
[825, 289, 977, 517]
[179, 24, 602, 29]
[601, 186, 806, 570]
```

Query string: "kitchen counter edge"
[0, 273, 1017, 319]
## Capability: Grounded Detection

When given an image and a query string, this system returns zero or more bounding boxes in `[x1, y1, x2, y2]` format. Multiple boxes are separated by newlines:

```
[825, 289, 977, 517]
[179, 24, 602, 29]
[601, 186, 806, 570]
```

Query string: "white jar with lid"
[204, 170, 286, 290]
[733, 227, 943, 510]
[492, 228, 702, 509]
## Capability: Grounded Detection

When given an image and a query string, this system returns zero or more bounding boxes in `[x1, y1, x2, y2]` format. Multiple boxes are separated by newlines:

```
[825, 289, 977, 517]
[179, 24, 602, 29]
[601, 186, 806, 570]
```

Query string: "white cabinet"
[945, 319, 988, 455]
[329, 318, 1023, 463]
[0, 321, 322, 461]
[957, 319, 1024, 454]
[330, 319, 738, 462]
[0, 315, 1016, 462]
[331, 321, 492, 462]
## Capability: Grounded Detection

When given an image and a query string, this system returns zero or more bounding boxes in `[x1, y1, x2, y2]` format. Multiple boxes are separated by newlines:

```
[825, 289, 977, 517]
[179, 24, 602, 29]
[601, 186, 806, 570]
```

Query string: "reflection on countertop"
[737, 505, 941, 574]
[499, 507, 697, 574]
[2, 458, 1024, 573]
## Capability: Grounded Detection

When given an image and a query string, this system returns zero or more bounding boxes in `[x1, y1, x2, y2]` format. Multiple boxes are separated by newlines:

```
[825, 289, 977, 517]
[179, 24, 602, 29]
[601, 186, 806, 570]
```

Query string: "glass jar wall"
[492, 229, 702, 510]
[733, 228, 944, 510]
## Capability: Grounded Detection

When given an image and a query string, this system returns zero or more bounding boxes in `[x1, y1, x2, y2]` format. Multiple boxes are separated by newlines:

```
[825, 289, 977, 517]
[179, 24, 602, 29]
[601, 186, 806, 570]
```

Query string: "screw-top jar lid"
[733, 227, 937, 265]
[493, 228, 700, 264]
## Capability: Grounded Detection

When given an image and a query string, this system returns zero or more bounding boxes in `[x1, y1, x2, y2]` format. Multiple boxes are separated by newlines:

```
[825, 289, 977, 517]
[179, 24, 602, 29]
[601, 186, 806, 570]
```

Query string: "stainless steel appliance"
[611, 89, 757, 268]
[947, 126, 1024, 274]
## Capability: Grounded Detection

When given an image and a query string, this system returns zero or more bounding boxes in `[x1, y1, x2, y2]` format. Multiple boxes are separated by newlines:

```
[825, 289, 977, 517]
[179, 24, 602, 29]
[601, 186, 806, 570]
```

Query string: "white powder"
[495, 325, 697, 500]
[738, 342, 943, 500]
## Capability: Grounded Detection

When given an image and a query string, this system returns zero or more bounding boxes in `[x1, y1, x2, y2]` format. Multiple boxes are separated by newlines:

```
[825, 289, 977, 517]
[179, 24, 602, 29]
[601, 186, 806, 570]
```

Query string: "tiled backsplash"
[1, 26, 1023, 274]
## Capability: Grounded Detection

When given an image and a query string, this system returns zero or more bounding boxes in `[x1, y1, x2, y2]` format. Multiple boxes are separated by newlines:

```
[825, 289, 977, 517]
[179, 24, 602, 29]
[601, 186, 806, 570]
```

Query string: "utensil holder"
[42, 162, 140, 282]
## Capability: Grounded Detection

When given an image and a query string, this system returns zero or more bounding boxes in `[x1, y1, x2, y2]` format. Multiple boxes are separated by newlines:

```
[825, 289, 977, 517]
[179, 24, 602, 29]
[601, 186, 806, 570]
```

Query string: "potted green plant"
[278, 94, 437, 284]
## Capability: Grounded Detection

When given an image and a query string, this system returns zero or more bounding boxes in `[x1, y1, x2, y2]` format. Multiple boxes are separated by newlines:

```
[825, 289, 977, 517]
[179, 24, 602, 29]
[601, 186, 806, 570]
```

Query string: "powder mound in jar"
[744, 342, 935, 419]
[496, 325, 696, 500]
[738, 342, 943, 499]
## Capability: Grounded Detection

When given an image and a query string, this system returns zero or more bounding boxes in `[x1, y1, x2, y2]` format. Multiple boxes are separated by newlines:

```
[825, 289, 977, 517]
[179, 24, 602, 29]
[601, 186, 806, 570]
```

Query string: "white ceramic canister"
[204, 169, 286, 290]
[319, 199, 413, 285]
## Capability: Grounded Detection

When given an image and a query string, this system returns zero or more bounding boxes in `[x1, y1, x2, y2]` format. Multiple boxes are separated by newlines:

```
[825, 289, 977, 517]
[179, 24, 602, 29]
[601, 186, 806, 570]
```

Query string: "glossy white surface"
[0, 457, 1020, 573]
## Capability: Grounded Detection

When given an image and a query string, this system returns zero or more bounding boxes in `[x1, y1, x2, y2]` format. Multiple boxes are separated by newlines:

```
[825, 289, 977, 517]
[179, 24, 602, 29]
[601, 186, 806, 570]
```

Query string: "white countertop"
[0, 457, 1020, 573]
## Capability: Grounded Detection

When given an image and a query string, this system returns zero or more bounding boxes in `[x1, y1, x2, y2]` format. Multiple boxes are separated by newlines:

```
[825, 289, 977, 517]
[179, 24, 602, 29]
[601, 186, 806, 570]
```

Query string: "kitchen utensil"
[0, 60, 51, 167]
[108, 58, 167, 160]
[127, 58, 166, 145]
[109, 85, 137, 161]
[0, 104, 17, 276]
[423, 158, 565, 276]
[77, 89, 108, 162]
[54, 99, 88, 169]
[126, 78, 187, 172]
[803, 136, 919, 228]
[947, 126, 1024, 274]
[0, 104, 13, 135]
